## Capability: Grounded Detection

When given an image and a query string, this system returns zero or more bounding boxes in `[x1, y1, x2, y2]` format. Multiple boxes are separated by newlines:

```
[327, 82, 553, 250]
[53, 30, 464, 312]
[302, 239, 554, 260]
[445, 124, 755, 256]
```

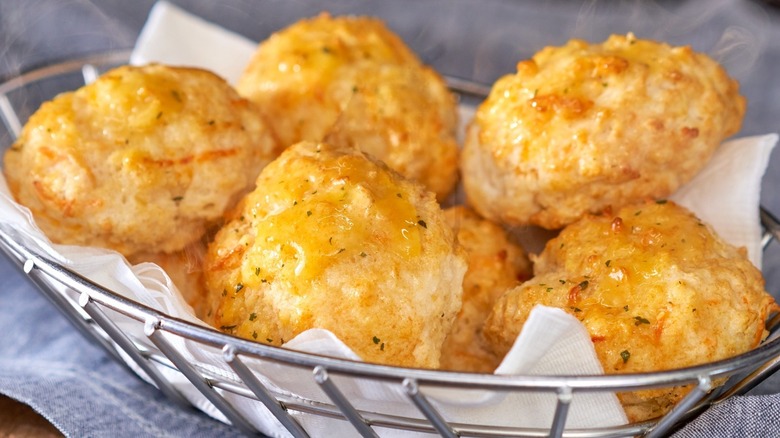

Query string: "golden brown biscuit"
[462, 33, 746, 229]
[237, 13, 459, 200]
[323, 62, 460, 201]
[439, 206, 532, 373]
[483, 200, 776, 421]
[203, 141, 466, 368]
[3, 64, 279, 256]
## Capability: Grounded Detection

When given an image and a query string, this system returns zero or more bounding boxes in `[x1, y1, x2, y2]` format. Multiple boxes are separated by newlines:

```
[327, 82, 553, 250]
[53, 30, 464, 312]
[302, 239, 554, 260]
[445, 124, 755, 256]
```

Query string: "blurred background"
[1, 0, 780, 435]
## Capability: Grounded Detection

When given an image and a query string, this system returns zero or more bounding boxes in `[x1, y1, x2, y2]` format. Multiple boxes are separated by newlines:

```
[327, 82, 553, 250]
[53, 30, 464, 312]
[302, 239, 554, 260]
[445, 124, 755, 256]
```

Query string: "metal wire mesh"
[2, 52, 780, 438]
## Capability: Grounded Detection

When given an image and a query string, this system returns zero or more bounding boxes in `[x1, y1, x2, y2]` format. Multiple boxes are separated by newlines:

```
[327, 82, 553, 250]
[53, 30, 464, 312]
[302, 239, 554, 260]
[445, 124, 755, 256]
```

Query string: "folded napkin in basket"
[0, 1, 776, 436]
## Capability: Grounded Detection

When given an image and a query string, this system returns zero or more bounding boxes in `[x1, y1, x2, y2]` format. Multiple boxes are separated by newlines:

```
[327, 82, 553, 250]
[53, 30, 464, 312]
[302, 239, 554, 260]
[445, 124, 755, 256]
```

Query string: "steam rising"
[712, 26, 762, 78]
[465, 0, 768, 83]
[1, 0, 772, 88]
[0, 0, 137, 81]
[572, 0, 765, 80]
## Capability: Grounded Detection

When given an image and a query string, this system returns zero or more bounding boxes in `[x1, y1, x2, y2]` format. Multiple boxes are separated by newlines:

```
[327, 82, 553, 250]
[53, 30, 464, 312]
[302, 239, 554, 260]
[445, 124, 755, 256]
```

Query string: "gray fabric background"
[2, 0, 780, 436]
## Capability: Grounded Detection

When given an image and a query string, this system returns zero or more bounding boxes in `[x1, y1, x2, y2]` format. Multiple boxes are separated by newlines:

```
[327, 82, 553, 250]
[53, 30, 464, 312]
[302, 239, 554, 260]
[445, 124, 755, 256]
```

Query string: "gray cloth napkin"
[0, 262, 244, 438]
[3, 1, 780, 437]
[672, 395, 780, 437]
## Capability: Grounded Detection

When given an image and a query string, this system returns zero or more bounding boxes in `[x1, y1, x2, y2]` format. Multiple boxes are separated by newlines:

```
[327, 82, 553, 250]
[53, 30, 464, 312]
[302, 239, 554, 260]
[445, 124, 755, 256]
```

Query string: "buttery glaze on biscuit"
[203, 141, 466, 368]
[483, 200, 777, 421]
[238, 13, 460, 200]
[3, 64, 279, 256]
[462, 33, 746, 229]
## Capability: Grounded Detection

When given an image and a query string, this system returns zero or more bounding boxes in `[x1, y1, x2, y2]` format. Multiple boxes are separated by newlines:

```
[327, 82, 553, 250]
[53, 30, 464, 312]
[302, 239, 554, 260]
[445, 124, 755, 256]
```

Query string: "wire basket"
[2, 52, 780, 438]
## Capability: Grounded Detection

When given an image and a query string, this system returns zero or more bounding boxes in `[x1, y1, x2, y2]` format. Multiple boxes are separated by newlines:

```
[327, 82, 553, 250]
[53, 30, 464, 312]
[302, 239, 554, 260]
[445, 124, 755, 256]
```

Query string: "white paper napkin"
[130, 0, 256, 84]
[1, 1, 776, 436]
[671, 134, 778, 268]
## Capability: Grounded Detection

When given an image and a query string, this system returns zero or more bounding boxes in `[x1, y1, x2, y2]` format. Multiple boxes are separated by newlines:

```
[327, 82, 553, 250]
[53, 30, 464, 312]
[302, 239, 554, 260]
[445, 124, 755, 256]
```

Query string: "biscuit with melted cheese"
[237, 13, 459, 200]
[203, 141, 466, 368]
[439, 206, 532, 373]
[4, 64, 279, 256]
[483, 200, 776, 421]
[462, 34, 746, 229]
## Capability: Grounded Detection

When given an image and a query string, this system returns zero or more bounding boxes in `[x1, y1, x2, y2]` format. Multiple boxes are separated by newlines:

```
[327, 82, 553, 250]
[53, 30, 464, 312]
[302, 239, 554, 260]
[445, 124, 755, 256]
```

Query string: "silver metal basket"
[2, 52, 780, 438]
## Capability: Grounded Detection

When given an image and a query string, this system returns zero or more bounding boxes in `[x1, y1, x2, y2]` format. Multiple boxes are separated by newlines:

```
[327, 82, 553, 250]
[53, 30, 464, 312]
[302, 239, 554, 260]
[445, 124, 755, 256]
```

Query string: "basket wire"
[2, 52, 780, 438]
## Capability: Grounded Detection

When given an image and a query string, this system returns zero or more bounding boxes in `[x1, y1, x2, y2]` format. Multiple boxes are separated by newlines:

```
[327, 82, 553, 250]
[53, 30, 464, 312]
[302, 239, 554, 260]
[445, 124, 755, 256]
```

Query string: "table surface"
[0, 396, 61, 438]
[2, 0, 780, 436]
